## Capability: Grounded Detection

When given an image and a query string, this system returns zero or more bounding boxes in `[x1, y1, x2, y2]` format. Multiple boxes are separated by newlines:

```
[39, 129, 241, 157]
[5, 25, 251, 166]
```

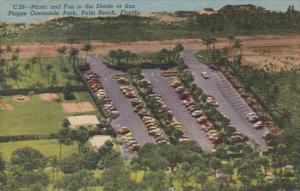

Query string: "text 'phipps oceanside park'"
[8, 3, 139, 17]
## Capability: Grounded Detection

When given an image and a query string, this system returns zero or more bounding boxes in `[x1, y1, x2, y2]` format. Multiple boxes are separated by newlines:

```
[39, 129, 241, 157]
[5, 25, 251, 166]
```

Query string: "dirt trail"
[11, 34, 300, 59]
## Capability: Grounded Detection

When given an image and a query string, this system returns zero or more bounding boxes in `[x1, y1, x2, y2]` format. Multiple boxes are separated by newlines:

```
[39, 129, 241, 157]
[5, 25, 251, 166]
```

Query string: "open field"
[243, 46, 300, 71]
[0, 139, 77, 160]
[7, 35, 300, 59]
[0, 92, 96, 136]
[1, 57, 82, 90]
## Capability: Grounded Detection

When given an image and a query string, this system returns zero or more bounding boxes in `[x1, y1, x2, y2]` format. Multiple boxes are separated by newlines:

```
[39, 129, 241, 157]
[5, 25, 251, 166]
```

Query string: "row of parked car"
[171, 79, 223, 145]
[172, 79, 249, 144]
[136, 78, 190, 142]
[115, 127, 140, 152]
[119, 84, 169, 144]
[82, 70, 119, 119]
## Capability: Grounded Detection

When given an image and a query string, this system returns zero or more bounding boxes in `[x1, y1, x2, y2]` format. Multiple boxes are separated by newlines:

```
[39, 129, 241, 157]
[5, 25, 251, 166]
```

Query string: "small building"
[88, 135, 112, 150]
[67, 115, 100, 129]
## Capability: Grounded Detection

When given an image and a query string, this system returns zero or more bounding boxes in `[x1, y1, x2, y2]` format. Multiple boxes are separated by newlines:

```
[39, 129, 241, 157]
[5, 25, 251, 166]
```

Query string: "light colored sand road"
[12, 34, 300, 60]
[182, 50, 268, 152]
[142, 69, 214, 151]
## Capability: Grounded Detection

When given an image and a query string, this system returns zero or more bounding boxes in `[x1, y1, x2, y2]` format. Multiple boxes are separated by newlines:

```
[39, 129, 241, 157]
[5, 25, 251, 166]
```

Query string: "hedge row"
[0, 85, 88, 96]
[0, 129, 110, 143]
[0, 134, 58, 143]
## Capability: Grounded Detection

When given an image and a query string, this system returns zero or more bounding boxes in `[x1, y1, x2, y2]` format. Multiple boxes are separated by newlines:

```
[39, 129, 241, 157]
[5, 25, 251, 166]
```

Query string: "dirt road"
[10, 34, 300, 59]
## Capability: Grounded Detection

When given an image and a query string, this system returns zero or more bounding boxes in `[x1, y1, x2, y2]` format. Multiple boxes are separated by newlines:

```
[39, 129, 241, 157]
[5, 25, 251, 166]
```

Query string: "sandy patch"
[78, 102, 96, 112]
[12, 95, 29, 102]
[39, 93, 60, 101]
[0, 103, 14, 111]
[62, 102, 95, 113]
[243, 46, 300, 71]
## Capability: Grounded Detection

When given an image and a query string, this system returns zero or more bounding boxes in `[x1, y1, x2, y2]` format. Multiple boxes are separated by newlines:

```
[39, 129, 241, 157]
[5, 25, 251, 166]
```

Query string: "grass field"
[2, 57, 83, 90]
[0, 139, 77, 160]
[0, 92, 97, 136]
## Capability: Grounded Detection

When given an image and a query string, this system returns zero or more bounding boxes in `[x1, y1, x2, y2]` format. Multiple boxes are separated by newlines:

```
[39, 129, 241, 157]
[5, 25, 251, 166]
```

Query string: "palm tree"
[0, 46, 5, 58]
[124, 50, 132, 64]
[116, 49, 124, 64]
[57, 46, 67, 69]
[5, 45, 12, 63]
[232, 39, 242, 59]
[109, 50, 117, 65]
[46, 64, 53, 85]
[159, 49, 168, 64]
[81, 43, 93, 64]
[23, 63, 31, 78]
[68, 48, 80, 70]
[48, 156, 58, 183]
[202, 36, 213, 60]
[227, 35, 235, 49]
[210, 37, 217, 63]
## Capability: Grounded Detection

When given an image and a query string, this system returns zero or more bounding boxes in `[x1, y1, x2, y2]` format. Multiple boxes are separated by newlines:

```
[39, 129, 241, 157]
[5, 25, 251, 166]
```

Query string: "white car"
[201, 72, 209, 79]
[206, 96, 219, 107]
[191, 110, 202, 117]
[246, 112, 260, 123]
[252, 121, 264, 129]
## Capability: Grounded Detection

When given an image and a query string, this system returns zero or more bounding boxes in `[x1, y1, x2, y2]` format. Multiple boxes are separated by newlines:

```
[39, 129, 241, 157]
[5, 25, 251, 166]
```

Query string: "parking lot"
[142, 69, 214, 151]
[87, 56, 155, 145]
[181, 51, 268, 151]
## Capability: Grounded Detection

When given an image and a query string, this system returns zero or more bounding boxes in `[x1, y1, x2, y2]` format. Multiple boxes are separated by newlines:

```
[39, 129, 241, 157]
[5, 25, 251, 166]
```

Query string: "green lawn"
[0, 139, 77, 160]
[0, 92, 97, 136]
[2, 57, 83, 90]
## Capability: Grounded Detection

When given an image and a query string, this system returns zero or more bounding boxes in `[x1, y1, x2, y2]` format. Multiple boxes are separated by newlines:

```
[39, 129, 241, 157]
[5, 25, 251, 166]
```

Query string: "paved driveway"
[87, 56, 155, 145]
[143, 69, 214, 151]
[181, 51, 268, 152]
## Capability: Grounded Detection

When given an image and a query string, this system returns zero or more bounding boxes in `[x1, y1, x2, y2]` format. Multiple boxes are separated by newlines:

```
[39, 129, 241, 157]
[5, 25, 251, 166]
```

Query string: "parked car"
[206, 96, 219, 107]
[246, 112, 260, 123]
[252, 121, 264, 129]
[191, 110, 203, 117]
[201, 72, 209, 79]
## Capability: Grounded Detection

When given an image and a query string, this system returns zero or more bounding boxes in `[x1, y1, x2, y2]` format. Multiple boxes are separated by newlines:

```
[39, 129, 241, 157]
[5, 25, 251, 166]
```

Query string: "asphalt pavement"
[143, 69, 214, 151]
[87, 56, 155, 145]
[181, 51, 268, 152]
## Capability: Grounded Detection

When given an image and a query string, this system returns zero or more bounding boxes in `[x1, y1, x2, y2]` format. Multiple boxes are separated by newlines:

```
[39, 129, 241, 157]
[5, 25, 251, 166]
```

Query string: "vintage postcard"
[0, 0, 299, 190]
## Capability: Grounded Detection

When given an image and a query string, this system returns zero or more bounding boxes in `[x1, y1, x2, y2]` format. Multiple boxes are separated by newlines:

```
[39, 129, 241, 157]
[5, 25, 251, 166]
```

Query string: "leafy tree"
[55, 170, 93, 191]
[210, 157, 221, 177]
[58, 126, 73, 160]
[71, 126, 90, 154]
[0, 154, 6, 189]
[10, 147, 47, 171]
[102, 161, 136, 191]
[138, 170, 167, 191]
[59, 153, 85, 174]
[63, 82, 75, 100]
[158, 144, 184, 172]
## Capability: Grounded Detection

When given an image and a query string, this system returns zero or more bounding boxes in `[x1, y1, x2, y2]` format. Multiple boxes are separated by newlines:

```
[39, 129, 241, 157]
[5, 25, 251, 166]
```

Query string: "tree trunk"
[59, 143, 62, 160]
